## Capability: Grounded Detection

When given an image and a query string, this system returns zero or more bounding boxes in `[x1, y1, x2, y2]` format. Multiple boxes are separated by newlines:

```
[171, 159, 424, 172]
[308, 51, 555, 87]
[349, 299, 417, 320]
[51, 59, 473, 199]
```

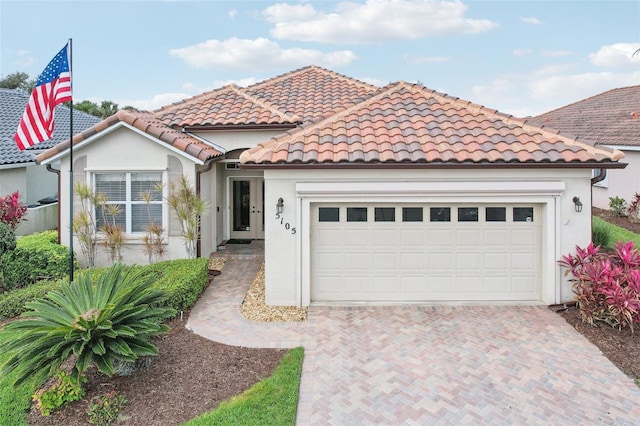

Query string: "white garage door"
[311, 203, 541, 303]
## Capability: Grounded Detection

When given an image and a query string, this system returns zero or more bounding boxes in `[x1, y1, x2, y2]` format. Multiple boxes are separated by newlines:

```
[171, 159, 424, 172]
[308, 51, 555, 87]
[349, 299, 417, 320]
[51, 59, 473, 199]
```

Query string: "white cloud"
[358, 76, 386, 87]
[169, 37, 357, 70]
[13, 49, 35, 68]
[264, 0, 498, 44]
[512, 49, 532, 58]
[520, 17, 542, 25]
[528, 71, 640, 101]
[228, 10, 237, 19]
[589, 43, 640, 68]
[116, 93, 191, 111]
[403, 53, 451, 64]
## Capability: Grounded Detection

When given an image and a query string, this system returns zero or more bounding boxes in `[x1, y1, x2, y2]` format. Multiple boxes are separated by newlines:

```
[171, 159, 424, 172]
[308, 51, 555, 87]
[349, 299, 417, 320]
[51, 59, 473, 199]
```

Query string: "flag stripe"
[14, 44, 72, 150]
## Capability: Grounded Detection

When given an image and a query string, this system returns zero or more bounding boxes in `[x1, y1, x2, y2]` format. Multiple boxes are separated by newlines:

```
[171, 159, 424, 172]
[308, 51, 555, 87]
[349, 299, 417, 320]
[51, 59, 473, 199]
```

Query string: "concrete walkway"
[187, 254, 640, 425]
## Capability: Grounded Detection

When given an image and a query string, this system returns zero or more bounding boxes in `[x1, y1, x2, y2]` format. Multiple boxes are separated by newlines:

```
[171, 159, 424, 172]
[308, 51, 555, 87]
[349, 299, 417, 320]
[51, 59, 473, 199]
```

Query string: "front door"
[230, 177, 264, 239]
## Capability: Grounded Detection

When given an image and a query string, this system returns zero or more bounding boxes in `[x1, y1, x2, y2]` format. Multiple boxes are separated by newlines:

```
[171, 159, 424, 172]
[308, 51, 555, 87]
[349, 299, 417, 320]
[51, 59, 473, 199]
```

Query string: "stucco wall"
[263, 168, 593, 307]
[593, 150, 640, 210]
[57, 127, 198, 267]
[0, 167, 27, 202]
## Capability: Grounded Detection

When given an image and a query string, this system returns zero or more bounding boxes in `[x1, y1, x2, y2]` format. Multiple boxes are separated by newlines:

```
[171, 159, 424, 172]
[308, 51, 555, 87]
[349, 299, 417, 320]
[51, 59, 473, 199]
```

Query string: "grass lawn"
[185, 346, 304, 426]
[593, 216, 640, 249]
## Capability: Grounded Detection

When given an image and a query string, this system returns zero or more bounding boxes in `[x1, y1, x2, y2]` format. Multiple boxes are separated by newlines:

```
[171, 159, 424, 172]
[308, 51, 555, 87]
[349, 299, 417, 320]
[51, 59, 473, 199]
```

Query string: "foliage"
[87, 391, 128, 426]
[185, 347, 304, 426]
[166, 176, 209, 259]
[628, 193, 640, 221]
[0, 279, 61, 320]
[74, 100, 120, 119]
[140, 189, 165, 263]
[609, 196, 627, 217]
[559, 241, 640, 332]
[0, 230, 73, 291]
[32, 370, 86, 416]
[0, 71, 35, 92]
[0, 191, 28, 231]
[0, 263, 174, 386]
[0, 341, 41, 426]
[0, 221, 16, 259]
[592, 216, 640, 250]
[73, 182, 100, 267]
[592, 219, 612, 248]
[143, 257, 208, 312]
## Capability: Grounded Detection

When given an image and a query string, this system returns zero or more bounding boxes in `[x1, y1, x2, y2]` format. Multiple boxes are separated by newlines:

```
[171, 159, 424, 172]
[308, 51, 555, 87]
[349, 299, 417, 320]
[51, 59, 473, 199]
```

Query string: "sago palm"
[0, 263, 174, 386]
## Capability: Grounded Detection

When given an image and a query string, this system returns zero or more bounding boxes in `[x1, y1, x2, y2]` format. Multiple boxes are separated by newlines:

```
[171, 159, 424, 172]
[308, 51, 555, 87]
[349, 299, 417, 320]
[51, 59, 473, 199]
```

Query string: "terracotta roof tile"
[36, 110, 223, 164]
[240, 81, 624, 167]
[526, 85, 640, 147]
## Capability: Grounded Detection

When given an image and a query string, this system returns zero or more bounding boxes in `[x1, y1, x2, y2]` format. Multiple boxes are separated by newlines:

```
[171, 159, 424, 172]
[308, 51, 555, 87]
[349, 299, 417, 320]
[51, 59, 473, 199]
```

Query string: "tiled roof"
[0, 89, 100, 166]
[154, 84, 302, 127]
[154, 66, 378, 127]
[36, 110, 224, 164]
[240, 82, 624, 166]
[244, 65, 379, 122]
[526, 85, 640, 147]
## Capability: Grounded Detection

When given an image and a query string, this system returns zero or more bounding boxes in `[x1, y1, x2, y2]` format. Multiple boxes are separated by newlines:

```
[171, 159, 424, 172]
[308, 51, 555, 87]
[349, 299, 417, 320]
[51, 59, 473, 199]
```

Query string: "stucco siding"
[593, 150, 640, 210]
[263, 168, 593, 307]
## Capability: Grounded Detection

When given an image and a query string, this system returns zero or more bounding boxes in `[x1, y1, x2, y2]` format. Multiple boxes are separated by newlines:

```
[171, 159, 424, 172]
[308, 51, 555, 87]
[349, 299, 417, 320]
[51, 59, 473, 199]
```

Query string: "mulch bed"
[555, 207, 640, 382]
[27, 317, 286, 425]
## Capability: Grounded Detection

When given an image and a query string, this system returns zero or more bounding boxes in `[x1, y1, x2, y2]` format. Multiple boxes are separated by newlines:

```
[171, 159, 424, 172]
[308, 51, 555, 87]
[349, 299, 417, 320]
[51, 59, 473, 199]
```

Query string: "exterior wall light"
[276, 197, 284, 214]
[572, 196, 583, 213]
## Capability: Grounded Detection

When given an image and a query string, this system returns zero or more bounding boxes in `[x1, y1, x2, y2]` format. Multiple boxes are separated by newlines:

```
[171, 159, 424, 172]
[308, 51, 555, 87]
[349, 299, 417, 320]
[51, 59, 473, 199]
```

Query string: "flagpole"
[68, 38, 74, 283]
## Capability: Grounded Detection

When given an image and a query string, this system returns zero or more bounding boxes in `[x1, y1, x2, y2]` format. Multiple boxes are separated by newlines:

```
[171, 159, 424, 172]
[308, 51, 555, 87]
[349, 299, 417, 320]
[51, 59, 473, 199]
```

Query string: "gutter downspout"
[45, 164, 62, 244]
[196, 161, 215, 259]
[590, 168, 607, 240]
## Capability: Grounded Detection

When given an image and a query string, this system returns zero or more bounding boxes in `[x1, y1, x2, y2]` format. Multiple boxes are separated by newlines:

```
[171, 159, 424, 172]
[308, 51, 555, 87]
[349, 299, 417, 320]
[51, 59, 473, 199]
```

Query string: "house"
[526, 85, 640, 210]
[36, 66, 624, 306]
[0, 89, 100, 235]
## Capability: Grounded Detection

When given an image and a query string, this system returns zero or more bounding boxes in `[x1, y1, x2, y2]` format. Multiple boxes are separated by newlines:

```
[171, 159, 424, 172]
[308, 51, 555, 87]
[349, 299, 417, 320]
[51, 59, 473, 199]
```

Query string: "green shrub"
[0, 264, 174, 386]
[32, 370, 86, 416]
[609, 196, 627, 217]
[0, 279, 62, 320]
[592, 220, 612, 248]
[147, 258, 208, 313]
[0, 222, 16, 258]
[0, 230, 75, 290]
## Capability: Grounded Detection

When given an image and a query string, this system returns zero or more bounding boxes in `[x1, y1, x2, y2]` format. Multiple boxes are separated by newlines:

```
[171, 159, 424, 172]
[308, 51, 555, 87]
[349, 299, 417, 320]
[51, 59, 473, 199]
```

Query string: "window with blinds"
[94, 172, 163, 234]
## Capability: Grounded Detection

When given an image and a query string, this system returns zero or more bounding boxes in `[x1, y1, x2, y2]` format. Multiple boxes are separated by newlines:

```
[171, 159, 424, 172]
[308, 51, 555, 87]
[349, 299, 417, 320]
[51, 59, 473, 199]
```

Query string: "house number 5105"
[275, 213, 296, 234]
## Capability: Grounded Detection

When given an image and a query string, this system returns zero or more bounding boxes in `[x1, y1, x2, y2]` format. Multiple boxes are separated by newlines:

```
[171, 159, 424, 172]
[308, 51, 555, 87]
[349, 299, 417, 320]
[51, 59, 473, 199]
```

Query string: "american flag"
[14, 43, 72, 150]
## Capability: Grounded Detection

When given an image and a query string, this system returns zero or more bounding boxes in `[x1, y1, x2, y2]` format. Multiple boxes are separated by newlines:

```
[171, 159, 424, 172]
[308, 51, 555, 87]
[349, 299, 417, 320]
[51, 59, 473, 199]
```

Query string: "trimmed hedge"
[0, 231, 75, 291]
[0, 257, 209, 320]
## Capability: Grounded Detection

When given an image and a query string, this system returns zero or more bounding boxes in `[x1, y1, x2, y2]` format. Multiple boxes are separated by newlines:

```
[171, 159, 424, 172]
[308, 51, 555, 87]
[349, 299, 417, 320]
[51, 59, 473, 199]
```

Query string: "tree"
[74, 100, 123, 119]
[166, 176, 209, 259]
[0, 71, 35, 92]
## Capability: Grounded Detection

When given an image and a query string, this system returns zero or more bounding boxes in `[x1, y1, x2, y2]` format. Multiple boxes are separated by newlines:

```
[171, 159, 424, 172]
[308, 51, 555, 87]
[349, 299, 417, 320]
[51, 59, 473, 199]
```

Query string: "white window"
[94, 172, 163, 233]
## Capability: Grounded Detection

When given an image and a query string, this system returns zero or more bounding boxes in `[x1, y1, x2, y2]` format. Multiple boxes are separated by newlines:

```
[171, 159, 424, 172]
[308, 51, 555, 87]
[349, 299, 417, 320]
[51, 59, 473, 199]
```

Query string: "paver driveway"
[187, 256, 640, 425]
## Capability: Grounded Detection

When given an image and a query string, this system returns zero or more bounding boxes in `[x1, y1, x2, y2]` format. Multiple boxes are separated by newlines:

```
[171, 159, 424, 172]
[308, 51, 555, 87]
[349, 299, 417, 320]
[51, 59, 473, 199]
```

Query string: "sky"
[1, 0, 638, 117]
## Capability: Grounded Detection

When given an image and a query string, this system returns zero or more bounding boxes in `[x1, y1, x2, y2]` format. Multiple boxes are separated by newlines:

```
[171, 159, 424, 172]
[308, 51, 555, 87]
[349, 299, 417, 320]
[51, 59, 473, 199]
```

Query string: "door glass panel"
[347, 207, 367, 222]
[513, 207, 534, 222]
[233, 181, 251, 231]
[319, 207, 340, 222]
[486, 207, 506, 222]
[430, 207, 451, 222]
[375, 207, 395, 222]
[458, 207, 479, 222]
[403, 207, 423, 222]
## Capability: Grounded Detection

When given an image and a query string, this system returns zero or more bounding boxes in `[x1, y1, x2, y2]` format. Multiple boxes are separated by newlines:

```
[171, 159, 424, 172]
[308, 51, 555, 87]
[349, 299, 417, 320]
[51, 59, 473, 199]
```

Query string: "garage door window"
[430, 207, 450, 222]
[458, 207, 479, 222]
[402, 207, 423, 222]
[375, 207, 395, 222]
[513, 207, 534, 222]
[347, 207, 367, 222]
[486, 207, 506, 222]
[319, 207, 340, 222]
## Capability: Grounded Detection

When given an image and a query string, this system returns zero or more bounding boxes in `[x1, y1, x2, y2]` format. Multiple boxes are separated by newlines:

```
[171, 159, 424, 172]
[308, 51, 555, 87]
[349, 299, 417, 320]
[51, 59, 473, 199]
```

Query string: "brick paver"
[188, 248, 640, 425]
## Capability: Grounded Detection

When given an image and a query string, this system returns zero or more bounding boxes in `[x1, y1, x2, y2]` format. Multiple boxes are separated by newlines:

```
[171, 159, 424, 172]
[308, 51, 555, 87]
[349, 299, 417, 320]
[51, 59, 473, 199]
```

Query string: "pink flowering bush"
[0, 191, 27, 231]
[559, 241, 640, 332]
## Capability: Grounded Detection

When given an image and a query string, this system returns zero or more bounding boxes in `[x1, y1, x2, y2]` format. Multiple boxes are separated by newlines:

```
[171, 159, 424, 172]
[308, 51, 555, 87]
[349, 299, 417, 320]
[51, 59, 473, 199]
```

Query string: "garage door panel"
[311, 203, 541, 303]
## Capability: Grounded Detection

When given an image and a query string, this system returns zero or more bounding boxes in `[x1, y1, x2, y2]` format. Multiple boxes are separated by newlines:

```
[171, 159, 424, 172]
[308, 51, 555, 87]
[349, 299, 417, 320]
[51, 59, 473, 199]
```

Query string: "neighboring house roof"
[526, 85, 640, 148]
[36, 109, 224, 164]
[0, 88, 100, 166]
[240, 81, 624, 167]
